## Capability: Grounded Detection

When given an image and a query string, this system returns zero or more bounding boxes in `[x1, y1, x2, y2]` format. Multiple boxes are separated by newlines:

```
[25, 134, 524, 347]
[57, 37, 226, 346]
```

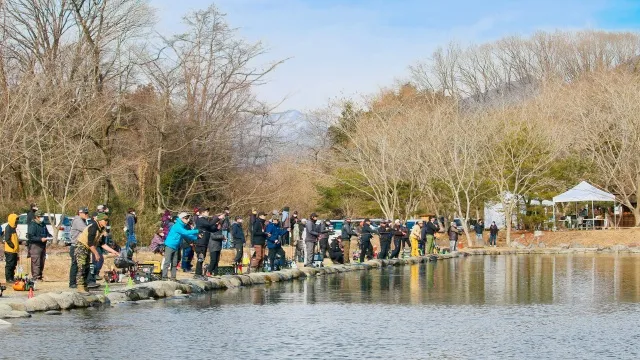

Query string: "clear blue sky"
[150, 0, 640, 111]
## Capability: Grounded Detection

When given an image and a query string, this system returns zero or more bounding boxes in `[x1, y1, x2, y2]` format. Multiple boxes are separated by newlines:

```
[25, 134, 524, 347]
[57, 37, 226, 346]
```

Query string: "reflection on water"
[3, 254, 640, 360]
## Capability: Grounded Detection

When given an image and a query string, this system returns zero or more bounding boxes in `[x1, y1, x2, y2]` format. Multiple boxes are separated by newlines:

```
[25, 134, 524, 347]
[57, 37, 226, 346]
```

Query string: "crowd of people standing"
[3, 201, 502, 294]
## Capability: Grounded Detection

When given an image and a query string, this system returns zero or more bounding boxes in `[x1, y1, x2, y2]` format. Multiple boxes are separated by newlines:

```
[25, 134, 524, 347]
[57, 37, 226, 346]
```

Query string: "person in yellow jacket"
[409, 221, 423, 257]
[4, 214, 19, 282]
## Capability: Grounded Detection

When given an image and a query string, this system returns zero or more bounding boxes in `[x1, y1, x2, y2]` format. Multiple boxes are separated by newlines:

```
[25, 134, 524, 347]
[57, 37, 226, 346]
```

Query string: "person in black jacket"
[425, 217, 440, 255]
[390, 220, 406, 259]
[340, 218, 358, 264]
[378, 220, 392, 259]
[329, 237, 344, 264]
[195, 208, 217, 279]
[359, 219, 376, 263]
[318, 219, 332, 261]
[231, 216, 245, 264]
[206, 213, 224, 276]
[26, 211, 51, 280]
[250, 212, 267, 272]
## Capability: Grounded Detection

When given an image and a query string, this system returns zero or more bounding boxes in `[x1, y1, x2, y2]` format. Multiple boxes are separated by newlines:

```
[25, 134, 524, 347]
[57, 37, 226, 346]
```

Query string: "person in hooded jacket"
[162, 212, 199, 280]
[266, 218, 288, 271]
[250, 212, 267, 272]
[4, 214, 19, 282]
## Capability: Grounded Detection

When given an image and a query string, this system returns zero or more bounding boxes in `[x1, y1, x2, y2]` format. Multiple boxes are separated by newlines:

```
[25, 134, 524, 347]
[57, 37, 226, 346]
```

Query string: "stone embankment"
[0, 254, 465, 321]
[3, 246, 639, 323]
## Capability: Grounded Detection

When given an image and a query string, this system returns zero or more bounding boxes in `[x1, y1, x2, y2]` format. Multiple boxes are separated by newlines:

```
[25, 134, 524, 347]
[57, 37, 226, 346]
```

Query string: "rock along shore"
[2, 246, 639, 321]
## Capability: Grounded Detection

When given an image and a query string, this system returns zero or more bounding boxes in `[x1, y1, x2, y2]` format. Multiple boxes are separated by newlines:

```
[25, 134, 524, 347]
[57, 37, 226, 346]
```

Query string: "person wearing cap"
[378, 220, 393, 260]
[26, 210, 52, 281]
[410, 221, 423, 257]
[340, 218, 358, 263]
[359, 219, 376, 263]
[74, 213, 118, 295]
[68, 207, 89, 288]
[304, 213, 320, 267]
[163, 212, 200, 280]
[87, 212, 119, 288]
[231, 216, 245, 266]
[250, 212, 268, 272]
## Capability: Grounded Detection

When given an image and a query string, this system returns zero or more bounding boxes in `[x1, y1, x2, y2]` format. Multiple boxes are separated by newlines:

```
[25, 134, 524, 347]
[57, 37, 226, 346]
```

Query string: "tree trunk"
[504, 206, 513, 246]
[633, 206, 640, 227]
[155, 146, 163, 213]
[138, 160, 147, 210]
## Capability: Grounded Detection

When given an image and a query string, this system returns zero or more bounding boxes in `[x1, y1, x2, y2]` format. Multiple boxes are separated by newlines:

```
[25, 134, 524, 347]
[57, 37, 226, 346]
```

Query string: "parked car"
[1, 213, 71, 244]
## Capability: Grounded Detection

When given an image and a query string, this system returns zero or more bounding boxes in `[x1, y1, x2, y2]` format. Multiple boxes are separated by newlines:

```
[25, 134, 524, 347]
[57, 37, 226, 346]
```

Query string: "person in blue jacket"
[162, 212, 199, 280]
[266, 218, 288, 271]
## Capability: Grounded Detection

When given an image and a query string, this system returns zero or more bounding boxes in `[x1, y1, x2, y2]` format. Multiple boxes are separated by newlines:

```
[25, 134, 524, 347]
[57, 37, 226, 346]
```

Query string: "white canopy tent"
[552, 181, 617, 230]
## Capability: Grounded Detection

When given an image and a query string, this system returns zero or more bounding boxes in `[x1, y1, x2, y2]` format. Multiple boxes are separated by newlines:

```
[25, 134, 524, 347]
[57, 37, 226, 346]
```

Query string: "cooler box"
[138, 261, 162, 275]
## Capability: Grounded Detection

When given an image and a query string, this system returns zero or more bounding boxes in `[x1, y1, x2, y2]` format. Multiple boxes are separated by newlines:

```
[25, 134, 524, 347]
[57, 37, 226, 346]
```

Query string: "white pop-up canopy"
[552, 181, 617, 229]
[552, 181, 615, 203]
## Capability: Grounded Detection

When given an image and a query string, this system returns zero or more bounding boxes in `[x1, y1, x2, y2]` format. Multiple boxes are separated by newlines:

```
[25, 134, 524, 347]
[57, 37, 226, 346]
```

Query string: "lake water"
[3, 254, 640, 359]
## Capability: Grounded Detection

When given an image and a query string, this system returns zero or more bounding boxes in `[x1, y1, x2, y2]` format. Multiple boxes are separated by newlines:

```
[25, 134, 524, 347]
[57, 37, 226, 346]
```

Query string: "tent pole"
[591, 201, 594, 230]
[552, 203, 556, 231]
